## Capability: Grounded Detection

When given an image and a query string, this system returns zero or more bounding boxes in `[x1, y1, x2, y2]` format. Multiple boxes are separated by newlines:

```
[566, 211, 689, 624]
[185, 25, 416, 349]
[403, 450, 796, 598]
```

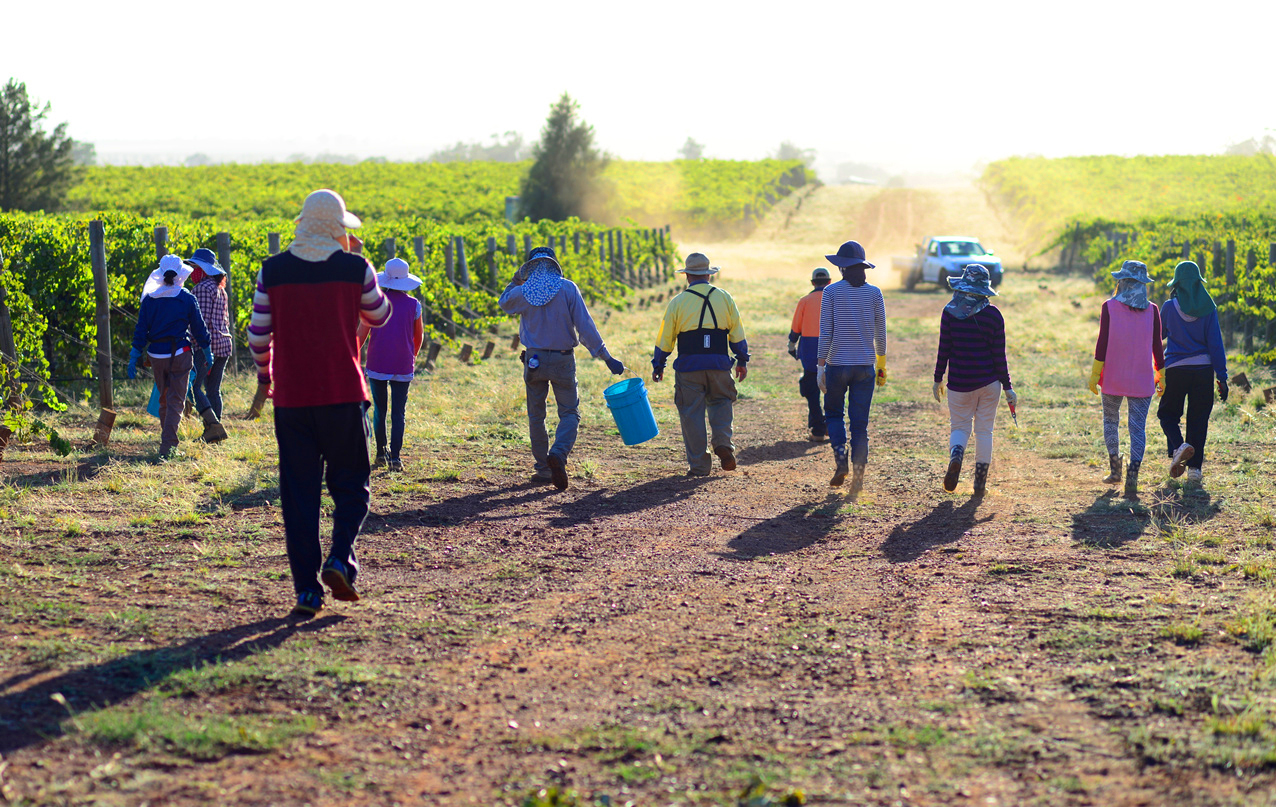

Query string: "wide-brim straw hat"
[678, 252, 719, 275]
[377, 257, 423, 292]
[826, 240, 875, 269]
[947, 264, 998, 297]
[521, 256, 564, 306]
[294, 188, 362, 228]
[1111, 260, 1150, 285]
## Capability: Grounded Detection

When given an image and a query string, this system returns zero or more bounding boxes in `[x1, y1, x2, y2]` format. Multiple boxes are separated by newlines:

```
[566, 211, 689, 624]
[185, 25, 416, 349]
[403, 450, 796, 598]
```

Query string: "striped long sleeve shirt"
[818, 280, 887, 366]
[248, 250, 391, 408]
[933, 305, 1012, 393]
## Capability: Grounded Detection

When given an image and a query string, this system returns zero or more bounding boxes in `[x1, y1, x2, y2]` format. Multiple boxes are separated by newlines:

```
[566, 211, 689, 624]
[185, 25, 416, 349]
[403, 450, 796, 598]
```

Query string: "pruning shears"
[1008, 401, 1019, 427]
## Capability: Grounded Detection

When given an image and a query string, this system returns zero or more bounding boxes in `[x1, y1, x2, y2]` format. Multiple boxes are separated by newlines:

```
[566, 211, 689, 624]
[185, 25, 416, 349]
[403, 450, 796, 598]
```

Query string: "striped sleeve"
[873, 287, 887, 358]
[818, 287, 834, 362]
[360, 263, 392, 327]
[247, 268, 273, 383]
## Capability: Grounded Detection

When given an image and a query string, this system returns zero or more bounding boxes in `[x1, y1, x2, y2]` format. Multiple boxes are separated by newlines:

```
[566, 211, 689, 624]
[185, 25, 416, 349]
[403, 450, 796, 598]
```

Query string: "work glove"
[652, 366, 664, 383]
[127, 347, 142, 379]
[1088, 360, 1103, 395]
[932, 381, 945, 403]
[204, 347, 214, 369]
[1217, 378, 1229, 403]
[875, 355, 887, 387]
[1005, 388, 1018, 408]
[787, 340, 799, 360]
[817, 365, 827, 394]
[1155, 368, 1165, 396]
[605, 356, 625, 375]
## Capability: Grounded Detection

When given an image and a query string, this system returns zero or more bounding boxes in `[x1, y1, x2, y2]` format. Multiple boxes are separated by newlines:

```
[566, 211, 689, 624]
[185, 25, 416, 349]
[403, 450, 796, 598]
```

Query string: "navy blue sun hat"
[1111, 260, 1151, 285]
[528, 245, 556, 262]
[520, 256, 564, 306]
[947, 264, 998, 297]
[825, 240, 875, 269]
[187, 248, 226, 276]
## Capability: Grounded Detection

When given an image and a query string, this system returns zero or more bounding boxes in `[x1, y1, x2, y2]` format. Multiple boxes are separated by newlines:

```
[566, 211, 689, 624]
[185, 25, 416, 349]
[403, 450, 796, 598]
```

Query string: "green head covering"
[1167, 261, 1216, 318]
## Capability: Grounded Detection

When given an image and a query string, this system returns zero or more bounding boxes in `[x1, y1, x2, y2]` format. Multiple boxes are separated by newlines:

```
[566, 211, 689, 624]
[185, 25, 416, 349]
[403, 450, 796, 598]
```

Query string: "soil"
[2, 186, 1274, 805]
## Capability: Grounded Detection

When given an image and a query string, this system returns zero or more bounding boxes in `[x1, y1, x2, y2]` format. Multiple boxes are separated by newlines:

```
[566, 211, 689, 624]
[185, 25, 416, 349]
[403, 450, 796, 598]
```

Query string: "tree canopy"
[679, 137, 705, 160]
[0, 79, 78, 212]
[519, 94, 608, 221]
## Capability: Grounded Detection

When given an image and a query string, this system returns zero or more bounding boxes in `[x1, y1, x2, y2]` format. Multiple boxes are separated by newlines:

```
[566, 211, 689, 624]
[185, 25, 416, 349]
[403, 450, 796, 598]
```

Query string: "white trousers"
[948, 380, 1001, 464]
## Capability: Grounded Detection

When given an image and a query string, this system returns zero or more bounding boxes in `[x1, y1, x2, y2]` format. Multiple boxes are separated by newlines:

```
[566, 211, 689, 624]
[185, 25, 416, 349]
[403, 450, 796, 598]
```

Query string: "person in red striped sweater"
[248, 189, 392, 618]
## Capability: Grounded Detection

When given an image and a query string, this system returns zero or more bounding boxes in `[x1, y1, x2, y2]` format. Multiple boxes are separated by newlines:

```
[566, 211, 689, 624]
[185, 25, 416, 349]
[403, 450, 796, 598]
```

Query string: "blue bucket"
[603, 377, 659, 446]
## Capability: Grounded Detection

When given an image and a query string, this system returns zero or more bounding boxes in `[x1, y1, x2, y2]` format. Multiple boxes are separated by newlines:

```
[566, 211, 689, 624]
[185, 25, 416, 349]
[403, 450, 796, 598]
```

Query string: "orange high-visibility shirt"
[791, 289, 823, 338]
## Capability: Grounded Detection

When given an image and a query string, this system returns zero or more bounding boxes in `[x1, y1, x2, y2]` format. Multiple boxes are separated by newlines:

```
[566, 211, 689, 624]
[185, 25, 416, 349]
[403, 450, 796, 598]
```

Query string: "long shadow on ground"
[0, 615, 343, 754]
[371, 474, 714, 531]
[882, 498, 992, 563]
[716, 495, 844, 560]
[1070, 492, 1150, 548]
[736, 439, 821, 467]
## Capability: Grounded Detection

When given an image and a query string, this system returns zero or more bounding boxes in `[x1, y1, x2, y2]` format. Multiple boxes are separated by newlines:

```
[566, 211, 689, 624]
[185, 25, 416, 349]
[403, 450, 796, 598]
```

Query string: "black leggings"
[369, 379, 411, 460]
[1157, 365, 1215, 469]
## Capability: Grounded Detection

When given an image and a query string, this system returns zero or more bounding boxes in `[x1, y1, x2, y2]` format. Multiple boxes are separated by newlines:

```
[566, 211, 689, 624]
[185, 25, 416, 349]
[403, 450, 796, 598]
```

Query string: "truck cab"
[906, 237, 1003, 290]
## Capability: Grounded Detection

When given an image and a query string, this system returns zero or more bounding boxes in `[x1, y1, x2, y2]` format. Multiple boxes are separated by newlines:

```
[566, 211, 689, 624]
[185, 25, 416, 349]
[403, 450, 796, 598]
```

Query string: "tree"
[774, 141, 816, 168]
[428, 131, 526, 163]
[0, 79, 78, 212]
[184, 152, 213, 167]
[1224, 131, 1276, 156]
[679, 137, 705, 160]
[71, 140, 95, 166]
[519, 94, 608, 221]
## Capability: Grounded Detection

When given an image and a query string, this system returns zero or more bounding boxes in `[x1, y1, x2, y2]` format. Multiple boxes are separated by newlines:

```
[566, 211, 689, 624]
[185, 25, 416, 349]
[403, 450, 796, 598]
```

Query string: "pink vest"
[1102, 300, 1156, 398]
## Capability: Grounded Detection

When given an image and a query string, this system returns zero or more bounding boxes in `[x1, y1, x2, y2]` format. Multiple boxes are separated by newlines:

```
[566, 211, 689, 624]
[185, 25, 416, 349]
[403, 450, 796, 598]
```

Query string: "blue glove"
[605, 356, 625, 375]
[204, 347, 213, 369]
[194, 346, 209, 372]
[127, 347, 142, 379]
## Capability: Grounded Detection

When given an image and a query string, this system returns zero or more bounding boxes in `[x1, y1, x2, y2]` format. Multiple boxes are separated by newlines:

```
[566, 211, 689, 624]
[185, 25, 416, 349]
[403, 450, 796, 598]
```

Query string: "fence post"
[154, 227, 168, 260]
[506, 234, 517, 258]
[384, 237, 396, 259]
[1224, 239, 1236, 348]
[89, 221, 116, 445]
[573, 232, 581, 254]
[444, 239, 455, 284]
[455, 237, 470, 288]
[269, 233, 281, 255]
[1244, 249, 1257, 353]
[548, 235, 556, 253]
[215, 232, 236, 375]
[607, 230, 616, 280]
[486, 237, 498, 287]
[522, 234, 532, 258]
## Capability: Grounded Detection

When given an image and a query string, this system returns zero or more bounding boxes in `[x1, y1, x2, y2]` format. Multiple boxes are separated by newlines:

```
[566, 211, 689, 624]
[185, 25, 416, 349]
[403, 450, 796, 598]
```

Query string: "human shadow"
[1070, 491, 1150, 548]
[372, 473, 714, 532]
[716, 495, 845, 561]
[0, 614, 343, 754]
[736, 439, 821, 467]
[881, 498, 992, 563]
[1, 454, 113, 488]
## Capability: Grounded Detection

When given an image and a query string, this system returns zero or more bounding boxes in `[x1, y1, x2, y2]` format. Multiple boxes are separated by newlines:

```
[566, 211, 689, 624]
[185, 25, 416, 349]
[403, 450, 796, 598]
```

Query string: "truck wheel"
[905, 268, 919, 291]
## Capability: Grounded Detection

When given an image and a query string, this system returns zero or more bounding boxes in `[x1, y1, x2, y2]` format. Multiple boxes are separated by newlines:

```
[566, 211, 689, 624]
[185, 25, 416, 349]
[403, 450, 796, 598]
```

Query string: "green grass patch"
[72, 698, 315, 759]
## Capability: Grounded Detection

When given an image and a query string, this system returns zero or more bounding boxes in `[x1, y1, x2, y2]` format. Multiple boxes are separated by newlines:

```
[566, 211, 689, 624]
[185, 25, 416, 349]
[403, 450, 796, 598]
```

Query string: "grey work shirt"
[499, 278, 607, 356]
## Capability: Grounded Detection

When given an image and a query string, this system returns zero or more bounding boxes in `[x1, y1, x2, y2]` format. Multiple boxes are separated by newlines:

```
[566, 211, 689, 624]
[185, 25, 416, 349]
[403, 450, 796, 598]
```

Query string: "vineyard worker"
[357, 257, 425, 473]
[932, 264, 1015, 496]
[818, 241, 886, 493]
[788, 267, 832, 441]
[248, 188, 392, 618]
[499, 246, 625, 490]
[1157, 260, 1228, 485]
[187, 249, 231, 443]
[1088, 260, 1164, 498]
[128, 254, 212, 460]
[652, 253, 749, 477]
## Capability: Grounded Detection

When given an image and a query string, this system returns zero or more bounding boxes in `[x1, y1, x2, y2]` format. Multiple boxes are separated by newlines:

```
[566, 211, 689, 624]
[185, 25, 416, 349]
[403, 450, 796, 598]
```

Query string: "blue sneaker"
[321, 558, 360, 602]
[291, 590, 323, 618]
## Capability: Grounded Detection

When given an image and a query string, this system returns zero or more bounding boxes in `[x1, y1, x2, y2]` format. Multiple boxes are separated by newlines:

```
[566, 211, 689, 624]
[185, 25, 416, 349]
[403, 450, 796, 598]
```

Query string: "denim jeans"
[524, 351, 579, 477]
[823, 364, 876, 464]
[369, 378, 411, 461]
[192, 354, 228, 420]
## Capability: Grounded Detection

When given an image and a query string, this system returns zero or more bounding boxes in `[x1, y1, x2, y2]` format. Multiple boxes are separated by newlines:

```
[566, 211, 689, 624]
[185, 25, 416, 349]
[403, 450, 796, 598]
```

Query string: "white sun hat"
[377, 257, 423, 292]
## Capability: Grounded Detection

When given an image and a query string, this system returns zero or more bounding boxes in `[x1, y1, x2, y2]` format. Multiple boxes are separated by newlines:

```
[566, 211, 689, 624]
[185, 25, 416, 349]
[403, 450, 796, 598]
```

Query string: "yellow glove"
[1155, 368, 1164, 396]
[876, 355, 887, 387]
[1088, 360, 1103, 395]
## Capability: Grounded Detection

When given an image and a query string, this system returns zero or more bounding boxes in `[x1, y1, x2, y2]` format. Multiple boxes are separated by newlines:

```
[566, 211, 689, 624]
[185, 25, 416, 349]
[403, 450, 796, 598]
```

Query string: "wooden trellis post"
[486, 237, 498, 287]
[384, 238, 396, 259]
[269, 233, 281, 255]
[154, 227, 168, 260]
[89, 221, 116, 445]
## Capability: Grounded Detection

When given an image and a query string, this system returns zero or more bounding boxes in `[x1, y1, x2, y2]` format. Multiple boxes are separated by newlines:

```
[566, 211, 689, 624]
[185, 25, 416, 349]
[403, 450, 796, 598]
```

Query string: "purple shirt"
[366, 289, 421, 378]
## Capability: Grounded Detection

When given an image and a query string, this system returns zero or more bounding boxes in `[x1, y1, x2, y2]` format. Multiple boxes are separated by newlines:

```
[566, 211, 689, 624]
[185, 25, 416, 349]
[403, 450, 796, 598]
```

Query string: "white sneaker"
[1186, 467, 1203, 484]
[1170, 443, 1195, 478]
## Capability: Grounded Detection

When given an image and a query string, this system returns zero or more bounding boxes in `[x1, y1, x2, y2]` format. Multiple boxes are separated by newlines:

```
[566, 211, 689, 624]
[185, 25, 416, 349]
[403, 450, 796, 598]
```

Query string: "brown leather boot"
[1102, 453, 1123, 484]
[199, 408, 229, 443]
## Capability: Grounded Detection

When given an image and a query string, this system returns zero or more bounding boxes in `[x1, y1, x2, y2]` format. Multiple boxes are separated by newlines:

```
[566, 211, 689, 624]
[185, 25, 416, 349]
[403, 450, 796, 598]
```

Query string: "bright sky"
[6, 0, 1272, 178]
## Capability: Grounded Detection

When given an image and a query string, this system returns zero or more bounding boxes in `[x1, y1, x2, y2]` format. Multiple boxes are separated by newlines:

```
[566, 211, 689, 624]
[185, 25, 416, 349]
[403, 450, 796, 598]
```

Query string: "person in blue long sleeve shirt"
[1157, 261, 1228, 484]
[498, 246, 624, 489]
[652, 253, 749, 476]
[130, 255, 211, 458]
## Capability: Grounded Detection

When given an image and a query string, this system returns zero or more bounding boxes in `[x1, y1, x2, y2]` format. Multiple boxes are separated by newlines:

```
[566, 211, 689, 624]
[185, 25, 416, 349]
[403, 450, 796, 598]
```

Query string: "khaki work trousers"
[151, 351, 194, 453]
[674, 369, 736, 475]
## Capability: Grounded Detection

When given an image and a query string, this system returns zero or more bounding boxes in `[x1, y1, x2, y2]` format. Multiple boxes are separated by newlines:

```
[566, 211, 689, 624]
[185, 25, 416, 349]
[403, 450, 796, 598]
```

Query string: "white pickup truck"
[893, 236, 1004, 291]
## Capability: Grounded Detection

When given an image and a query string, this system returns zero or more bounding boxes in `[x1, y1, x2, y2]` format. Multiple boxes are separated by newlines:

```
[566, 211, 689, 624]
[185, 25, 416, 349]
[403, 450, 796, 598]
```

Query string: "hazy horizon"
[7, 0, 1273, 182]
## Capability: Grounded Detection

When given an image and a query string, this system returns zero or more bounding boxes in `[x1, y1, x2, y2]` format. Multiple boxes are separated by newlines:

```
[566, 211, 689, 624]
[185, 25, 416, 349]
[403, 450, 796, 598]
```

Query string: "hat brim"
[947, 279, 997, 297]
[826, 255, 875, 269]
[294, 210, 362, 228]
[377, 273, 423, 291]
[518, 256, 563, 277]
[189, 258, 225, 276]
[678, 266, 719, 275]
